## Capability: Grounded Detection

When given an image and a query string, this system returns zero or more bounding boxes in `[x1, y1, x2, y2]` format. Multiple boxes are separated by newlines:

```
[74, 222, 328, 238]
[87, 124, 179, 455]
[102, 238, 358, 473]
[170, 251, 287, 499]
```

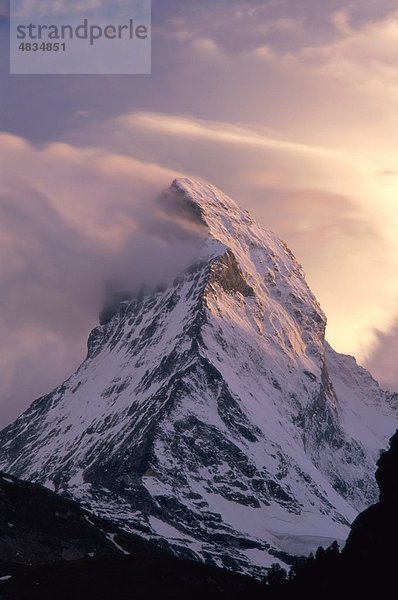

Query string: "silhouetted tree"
[267, 563, 288, 588]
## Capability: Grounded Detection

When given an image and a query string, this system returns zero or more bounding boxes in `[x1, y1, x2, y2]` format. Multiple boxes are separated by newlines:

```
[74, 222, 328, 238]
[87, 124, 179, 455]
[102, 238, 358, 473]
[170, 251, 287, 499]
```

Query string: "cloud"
[192, 37, 220, 55]
[301, 11, 398, 69]
[0, 0, 8, 17]
[379, 170, 398, 177]
[120, 111, 348, 160]
[0, 133, 210, 427]
[12, 0, 108, 18]
[365, 323, 398, 392]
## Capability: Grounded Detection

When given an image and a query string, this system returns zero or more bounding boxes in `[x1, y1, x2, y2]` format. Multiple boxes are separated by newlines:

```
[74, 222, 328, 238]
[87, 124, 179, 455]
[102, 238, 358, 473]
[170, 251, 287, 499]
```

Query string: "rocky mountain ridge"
[0, 178, 395, 576]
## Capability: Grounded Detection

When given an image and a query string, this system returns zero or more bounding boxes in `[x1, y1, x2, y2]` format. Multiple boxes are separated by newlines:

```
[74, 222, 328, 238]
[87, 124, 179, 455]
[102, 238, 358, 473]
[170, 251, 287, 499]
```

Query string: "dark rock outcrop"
[343, 429, 398, 568]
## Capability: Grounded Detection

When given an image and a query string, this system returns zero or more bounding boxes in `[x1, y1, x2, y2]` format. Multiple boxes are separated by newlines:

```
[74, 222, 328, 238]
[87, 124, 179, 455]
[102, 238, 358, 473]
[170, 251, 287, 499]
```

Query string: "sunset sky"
[1, 0, 398, 425]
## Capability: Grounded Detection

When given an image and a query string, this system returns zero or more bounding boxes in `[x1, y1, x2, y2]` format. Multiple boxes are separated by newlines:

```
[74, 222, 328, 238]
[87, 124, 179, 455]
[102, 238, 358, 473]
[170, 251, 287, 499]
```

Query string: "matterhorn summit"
[0, 178, 395, 576]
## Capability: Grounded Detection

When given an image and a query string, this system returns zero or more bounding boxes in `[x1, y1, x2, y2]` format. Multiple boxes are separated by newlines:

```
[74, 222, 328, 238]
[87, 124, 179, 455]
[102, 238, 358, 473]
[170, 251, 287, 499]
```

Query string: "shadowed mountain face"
[0, 178, 396, 577]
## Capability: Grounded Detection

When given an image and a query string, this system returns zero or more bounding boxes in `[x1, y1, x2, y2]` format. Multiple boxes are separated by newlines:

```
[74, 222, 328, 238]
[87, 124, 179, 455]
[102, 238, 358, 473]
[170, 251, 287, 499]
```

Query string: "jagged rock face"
[0, 178, 396, 577]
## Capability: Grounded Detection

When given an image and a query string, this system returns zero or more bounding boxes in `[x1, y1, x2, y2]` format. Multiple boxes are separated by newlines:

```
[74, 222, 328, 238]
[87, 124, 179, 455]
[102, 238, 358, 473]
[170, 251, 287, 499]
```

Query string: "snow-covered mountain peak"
[170, 177, 296, 269]
[169, 178, 326, 355]
[171, 177, 250, 229]
[167, 177, 276, 265]
[0, 177, 396, 577]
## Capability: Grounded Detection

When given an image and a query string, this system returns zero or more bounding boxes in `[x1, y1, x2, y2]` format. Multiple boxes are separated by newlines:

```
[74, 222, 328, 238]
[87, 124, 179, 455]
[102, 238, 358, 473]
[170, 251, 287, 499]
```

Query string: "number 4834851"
[18, 42, 66, 52]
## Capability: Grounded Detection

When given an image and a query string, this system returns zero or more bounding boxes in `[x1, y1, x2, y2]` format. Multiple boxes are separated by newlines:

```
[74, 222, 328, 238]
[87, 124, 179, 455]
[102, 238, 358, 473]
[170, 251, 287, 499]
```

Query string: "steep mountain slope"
[0, 178, 396, 576]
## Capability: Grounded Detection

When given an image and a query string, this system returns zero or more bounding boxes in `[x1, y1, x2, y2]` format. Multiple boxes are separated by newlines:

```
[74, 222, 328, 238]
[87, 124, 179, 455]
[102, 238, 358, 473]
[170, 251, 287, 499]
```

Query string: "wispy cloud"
[120, 111, 349, 160]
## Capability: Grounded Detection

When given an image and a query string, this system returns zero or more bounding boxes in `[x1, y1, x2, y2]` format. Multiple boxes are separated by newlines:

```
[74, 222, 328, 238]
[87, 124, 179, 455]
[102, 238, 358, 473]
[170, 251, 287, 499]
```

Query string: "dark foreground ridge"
[0, 471, 268, 599]
[344, 428, 398, 583]
[0, 557, 268, 600]
[1, 432, 398, 598]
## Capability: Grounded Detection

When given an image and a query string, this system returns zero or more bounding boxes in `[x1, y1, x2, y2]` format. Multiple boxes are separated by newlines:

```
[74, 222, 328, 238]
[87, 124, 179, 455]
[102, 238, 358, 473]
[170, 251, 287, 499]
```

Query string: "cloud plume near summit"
[0, 133, 211, 425]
